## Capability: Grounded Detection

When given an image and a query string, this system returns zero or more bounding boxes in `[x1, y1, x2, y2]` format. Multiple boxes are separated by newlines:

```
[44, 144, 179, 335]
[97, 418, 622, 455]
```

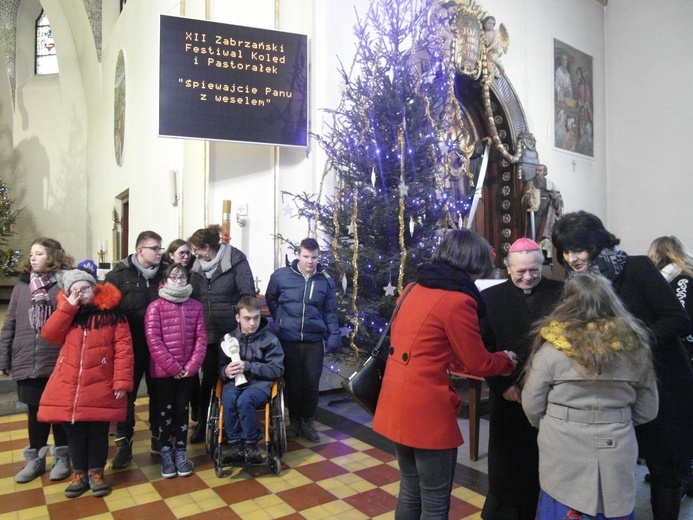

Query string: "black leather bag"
[342, 283, 416, 415]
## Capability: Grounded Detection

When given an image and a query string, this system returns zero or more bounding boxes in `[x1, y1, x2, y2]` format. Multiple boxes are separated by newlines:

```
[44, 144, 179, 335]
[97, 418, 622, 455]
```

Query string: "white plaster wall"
[480, 0, 606, 217]
[90, 0, 186, 259]
[605, 0, 693, 255]
[12, 0, 90, 260]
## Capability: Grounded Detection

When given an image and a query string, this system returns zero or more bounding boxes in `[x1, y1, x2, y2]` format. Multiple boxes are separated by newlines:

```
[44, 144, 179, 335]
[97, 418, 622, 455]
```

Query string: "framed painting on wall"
[554, 39, 593, 157]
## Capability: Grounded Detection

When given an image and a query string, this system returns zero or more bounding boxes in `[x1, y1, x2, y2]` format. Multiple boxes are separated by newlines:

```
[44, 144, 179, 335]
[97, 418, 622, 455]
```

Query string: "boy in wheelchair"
[219, 296, 284, 464]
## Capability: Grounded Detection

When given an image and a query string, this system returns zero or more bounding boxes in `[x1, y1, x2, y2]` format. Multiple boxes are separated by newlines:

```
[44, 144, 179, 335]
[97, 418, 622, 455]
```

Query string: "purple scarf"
[28, 272, 56, 331]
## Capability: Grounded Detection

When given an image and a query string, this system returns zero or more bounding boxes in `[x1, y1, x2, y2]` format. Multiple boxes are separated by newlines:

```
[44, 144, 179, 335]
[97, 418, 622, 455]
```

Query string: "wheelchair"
[205, 378, 287, 477]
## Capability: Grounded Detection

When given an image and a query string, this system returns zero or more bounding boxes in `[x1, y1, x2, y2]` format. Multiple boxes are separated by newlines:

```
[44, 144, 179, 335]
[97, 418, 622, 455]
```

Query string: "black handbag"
[342, 283, 416, 415]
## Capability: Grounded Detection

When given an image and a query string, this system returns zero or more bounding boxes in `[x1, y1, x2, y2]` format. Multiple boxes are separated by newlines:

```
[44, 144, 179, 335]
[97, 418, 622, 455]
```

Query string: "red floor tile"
[46, 493, 111, 519]
[0, 487, 45, 514]
[294, 459, 349, 481]
[449, 495, 482, 519]
[309, 440, 357, 458]
[212, 478, 272, 504]
[343, 487, 398, 517]
[354, 463, 401, 487]
[152, 473, 209, 499]
[364, 446, 397, 462]
[276, 482, 339, 511]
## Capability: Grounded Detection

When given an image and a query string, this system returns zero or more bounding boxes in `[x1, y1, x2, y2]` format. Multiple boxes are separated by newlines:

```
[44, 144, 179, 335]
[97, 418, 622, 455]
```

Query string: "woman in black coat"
[553, 211, 693, 520]
[187, 225, 256, 442]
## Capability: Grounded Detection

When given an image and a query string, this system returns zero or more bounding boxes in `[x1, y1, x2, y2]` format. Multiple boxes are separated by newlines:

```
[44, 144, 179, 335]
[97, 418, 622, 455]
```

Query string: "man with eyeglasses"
[105, 230, 167, 469]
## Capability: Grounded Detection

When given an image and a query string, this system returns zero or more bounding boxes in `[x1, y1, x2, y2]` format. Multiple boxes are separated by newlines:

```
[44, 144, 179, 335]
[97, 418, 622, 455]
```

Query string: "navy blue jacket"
[218, 317, 284, 397]
[265, 260, 341, 351]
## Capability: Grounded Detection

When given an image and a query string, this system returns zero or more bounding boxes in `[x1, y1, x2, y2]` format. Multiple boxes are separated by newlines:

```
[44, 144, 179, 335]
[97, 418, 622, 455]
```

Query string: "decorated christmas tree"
[0, 180, 21, 277]
[282, 0, 510, 361]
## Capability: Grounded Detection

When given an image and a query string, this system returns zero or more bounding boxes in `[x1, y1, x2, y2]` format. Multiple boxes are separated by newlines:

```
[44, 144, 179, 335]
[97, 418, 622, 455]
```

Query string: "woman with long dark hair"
[0, 238, 74, 483]
[552, 211, 693, 520]
[373, 229, 517, 519]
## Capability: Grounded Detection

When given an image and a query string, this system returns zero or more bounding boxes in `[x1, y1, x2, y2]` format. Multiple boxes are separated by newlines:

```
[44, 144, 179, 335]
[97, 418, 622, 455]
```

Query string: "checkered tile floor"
[0, 398, 486, 519]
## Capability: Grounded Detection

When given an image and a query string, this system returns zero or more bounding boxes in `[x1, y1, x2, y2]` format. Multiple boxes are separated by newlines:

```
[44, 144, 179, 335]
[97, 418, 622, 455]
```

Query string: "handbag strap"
[372, 282, 417, 356]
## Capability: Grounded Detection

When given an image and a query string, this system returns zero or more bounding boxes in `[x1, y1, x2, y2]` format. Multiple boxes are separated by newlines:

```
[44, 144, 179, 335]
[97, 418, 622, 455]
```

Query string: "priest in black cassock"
[480, 238, 563, 520]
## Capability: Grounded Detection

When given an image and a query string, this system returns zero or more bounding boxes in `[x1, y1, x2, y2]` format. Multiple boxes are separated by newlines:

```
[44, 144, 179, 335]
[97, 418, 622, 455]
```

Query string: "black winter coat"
[189, 244, 255, 345]
[612, 256, 693, 465]
[480, 277, 563, 512]
[105, 256, 166, 353]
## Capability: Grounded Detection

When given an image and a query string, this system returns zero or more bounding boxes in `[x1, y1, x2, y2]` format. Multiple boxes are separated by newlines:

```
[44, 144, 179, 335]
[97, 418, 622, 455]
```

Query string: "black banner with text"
[159, 15, 308, 147]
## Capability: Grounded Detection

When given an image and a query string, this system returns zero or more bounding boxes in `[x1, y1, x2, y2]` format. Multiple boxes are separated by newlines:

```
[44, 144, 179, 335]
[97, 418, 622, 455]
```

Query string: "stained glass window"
[35, 10, 58, 75]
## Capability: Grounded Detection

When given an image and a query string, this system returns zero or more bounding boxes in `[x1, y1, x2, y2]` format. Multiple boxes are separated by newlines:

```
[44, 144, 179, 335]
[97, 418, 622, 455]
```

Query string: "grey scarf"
[199, 244, 226, 279]
[131, 255, 159, 280]
[158, 283, 193, 303]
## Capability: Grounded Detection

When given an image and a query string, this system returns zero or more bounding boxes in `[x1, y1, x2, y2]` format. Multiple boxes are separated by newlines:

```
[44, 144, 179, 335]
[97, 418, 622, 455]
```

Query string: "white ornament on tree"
[371, 167, 376, 187]
[399, 181, 409, 196]
[383, 280, 397, 296]
[409, 216, 415, 236]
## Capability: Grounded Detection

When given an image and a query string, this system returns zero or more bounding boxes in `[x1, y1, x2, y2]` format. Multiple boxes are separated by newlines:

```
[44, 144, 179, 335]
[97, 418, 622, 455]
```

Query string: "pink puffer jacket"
[144, 297, 207, 378]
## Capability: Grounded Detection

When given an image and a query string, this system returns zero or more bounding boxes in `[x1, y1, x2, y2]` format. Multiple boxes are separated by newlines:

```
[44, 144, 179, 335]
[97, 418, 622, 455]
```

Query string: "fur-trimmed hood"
[57, 282, 122, 311]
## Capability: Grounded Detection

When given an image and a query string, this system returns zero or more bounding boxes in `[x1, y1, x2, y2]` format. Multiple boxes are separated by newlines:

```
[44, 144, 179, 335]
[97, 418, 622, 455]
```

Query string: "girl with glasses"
[38, 266, 134, 498]
[144, 263, 207, 478]
[164, 239, 193, 271]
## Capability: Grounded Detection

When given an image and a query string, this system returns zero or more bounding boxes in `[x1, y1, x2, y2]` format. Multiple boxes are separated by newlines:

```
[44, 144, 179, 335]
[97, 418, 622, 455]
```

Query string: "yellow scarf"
[540, 320, 635, 357]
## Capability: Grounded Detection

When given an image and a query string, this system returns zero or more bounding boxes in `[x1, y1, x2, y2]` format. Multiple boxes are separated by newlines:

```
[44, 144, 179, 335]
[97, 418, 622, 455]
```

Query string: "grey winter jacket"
[0, 279, 62, 380]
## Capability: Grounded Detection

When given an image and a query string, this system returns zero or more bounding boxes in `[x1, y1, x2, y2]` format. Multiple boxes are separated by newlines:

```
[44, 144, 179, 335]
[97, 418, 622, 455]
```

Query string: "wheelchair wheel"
[205, 391, 220, 456]
[213, 446, 225, 478]
[270, 381, 287, 457]
[269, 455, 282, 476]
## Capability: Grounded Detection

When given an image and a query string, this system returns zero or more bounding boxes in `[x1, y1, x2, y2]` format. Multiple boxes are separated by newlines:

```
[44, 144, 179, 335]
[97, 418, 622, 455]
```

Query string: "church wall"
[480, 0, 607, 220]
[86, 0, 609, 288]
[88, 0, 186, 260]
[11, 0, 91, 260]
[2, 0, 624, 280]
[604, 0, 693, 255]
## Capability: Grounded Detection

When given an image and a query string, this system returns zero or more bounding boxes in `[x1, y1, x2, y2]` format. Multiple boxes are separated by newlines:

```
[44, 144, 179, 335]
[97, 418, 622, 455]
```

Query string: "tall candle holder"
[97, 248, 107, 265]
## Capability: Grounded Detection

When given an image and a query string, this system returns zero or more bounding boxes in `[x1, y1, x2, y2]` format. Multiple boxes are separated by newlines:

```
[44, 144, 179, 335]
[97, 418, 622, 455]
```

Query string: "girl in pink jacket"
[145, 263, 207, 478]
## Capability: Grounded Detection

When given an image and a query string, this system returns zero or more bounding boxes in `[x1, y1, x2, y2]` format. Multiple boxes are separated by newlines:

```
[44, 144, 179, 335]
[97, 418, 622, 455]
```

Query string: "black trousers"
[117, 347, 157, 440]
[282, 340, 324, 421]
[27, 404, 67, 449]
[196, 343, 219, 424]
[150, 377, 194, 449]
[62, 421, 109, 471]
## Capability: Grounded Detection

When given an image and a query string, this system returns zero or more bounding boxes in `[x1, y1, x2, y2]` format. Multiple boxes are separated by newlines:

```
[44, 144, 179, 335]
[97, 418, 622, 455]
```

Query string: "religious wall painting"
[554, 39, 593, 157]
[114, 50, 126, 167]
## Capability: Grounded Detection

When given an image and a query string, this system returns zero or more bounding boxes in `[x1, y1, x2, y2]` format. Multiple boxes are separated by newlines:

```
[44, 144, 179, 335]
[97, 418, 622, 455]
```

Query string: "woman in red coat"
[373, 229, 517, 519]
[39, 268, 134, 499]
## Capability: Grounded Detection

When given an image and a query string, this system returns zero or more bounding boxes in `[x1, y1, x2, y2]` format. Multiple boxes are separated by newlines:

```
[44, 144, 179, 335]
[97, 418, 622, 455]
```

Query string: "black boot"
[111, 437, 132, 469]
[651, 484, 683, 520]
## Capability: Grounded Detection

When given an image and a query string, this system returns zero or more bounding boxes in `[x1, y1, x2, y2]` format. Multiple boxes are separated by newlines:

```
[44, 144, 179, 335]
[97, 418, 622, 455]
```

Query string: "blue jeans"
[221, 384, 268, 443]
[394, 443, 458, 520]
